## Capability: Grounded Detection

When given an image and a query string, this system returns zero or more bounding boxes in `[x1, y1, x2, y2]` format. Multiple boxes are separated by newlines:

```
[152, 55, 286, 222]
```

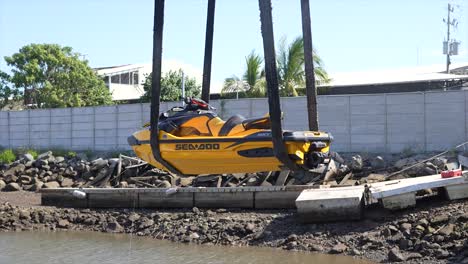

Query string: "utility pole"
[443, 3, 460, 74]
[181, 71, 185, 106]
[446, 3, 451, 73]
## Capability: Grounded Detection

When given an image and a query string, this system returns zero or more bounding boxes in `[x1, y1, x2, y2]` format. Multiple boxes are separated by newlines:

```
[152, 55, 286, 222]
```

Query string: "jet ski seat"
[218, 115, 245, 136]
[218, 115, 271, 136]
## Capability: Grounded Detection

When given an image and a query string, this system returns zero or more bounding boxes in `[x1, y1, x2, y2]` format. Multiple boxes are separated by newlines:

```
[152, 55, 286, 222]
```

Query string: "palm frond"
[221, 75, 249, 94]
[247, 77, 267, 97]
[243, 50, 263, 87]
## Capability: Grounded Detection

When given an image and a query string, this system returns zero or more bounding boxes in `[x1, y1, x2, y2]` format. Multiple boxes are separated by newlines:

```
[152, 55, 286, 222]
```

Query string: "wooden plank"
[370, 174, 466, 199]
[275, 170, 290, 186]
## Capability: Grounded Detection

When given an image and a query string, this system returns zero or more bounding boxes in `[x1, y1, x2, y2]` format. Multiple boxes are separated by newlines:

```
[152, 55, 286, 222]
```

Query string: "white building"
[95, 60, 214, 101]
[95, 63, 151, 101]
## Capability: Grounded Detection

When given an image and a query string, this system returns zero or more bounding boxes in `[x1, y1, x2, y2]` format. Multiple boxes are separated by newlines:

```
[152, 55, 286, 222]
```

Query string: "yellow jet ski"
[128, 98, 333, 175]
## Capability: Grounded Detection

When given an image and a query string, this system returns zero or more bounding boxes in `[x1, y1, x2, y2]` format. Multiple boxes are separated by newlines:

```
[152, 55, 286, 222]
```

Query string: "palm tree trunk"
[201, 0, 216, 103]
[300, 0, 319, 131]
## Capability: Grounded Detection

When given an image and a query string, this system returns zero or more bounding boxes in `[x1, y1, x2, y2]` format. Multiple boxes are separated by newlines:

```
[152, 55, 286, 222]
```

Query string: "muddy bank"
[0, 193, 467, 263]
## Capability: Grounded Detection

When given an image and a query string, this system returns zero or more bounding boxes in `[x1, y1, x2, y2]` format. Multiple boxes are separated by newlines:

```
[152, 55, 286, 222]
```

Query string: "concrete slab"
[41, 192, 88, 208]
[255, 191, 302, 209]
[139, 191, 193, 208]
[295, 186, 364, 222]
[381, 192, 416, 210]
[370, 174, 466, 199]
[194, 192, 253, 208]
[444, 183, 468, 200]
[88, 192, 138, 208]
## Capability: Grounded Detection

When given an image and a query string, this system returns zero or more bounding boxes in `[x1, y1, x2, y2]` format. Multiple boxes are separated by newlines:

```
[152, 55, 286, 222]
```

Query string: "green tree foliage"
[222, 51, 265, 98]
[4, 43, 113, 108]
[222, 37, 330, 98]
[0, 70, 21, 109]
[141, 69, 201, 102]
[277, 36, 329, 96]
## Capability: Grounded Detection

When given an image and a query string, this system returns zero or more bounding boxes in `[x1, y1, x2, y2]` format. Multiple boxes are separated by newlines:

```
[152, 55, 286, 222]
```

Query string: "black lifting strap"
[258, 0, 299, 171]
[201, 0, 216, 103]
[150, 0, 181, 175]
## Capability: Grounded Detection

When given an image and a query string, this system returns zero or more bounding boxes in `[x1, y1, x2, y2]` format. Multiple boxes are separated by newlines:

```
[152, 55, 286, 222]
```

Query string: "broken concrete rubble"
[0, 150, 467, 193]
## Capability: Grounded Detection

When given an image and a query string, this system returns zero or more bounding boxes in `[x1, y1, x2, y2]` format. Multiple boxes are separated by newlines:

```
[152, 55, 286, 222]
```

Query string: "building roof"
[322, 62, 468, 87]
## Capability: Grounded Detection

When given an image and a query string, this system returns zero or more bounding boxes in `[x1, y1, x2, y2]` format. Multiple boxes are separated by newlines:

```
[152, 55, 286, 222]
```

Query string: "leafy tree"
[222, 37, 330, 98]
[4, 43, 113, 108]
[222, 51, 266, 98]
[277, 36, 329, 97]
[141, 69, 201, 102]
[0, 70, 21, 109]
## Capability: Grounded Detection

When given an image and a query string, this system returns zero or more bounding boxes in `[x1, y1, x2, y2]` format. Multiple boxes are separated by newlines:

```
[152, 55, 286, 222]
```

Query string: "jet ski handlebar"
[184, 97, 215, 111]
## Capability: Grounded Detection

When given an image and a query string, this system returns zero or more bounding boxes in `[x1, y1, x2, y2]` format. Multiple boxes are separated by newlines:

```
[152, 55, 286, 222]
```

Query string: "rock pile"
[0, 150, 463, 192]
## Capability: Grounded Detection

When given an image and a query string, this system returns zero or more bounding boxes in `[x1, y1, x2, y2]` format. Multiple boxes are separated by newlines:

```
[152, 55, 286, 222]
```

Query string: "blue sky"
[1, 0, 467, 91]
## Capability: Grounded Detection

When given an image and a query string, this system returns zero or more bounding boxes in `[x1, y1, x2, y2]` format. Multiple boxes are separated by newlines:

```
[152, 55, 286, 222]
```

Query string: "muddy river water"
[0, 231, 374, 264]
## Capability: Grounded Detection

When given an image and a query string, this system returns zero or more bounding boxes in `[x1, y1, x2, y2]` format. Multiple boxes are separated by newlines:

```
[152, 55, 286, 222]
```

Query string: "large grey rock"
[60, 178, 74, 187]
[37, 151, 53, 160]
[433, 157, 448, 169]
[2, 174, 18, 184]
[30, 181, 43, 191]
[57, 219, 70, 228]
[438, 223, 454, 237]
[138, 218, 154, 229]
[19, 175, 32, 185]
[55, 156, 65, 163]
[91, 158, 108, 171]
[349, 155, 363, 171]
[388, 247, 406, 262]
[179, 177, 195, 187]
[20, 153, 34, 162]
[106, 221, 124, 233]
[189, 232, 200, 240]
[25, 167, 39, 176]
[34, 159, 48, 168]
[0, 180, 6, 190]
[329, 243, 347, 254]
[371, 156, 385, 169]
[4, 164, 26, 177]
[4, 182, 21, 192]
[395, 157, 418, 169]
[365, 173, 386, 183]
[157, 180, 171, 188]
[43, 181, 60, 189]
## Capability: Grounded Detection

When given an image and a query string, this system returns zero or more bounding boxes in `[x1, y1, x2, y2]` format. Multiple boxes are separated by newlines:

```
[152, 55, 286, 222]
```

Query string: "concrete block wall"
[0, 90, 466, 153]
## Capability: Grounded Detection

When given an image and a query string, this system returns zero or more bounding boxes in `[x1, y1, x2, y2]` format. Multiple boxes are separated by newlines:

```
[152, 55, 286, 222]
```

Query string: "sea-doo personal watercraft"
[129, 0, 334, 176]
[128, 97, 332, 175]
